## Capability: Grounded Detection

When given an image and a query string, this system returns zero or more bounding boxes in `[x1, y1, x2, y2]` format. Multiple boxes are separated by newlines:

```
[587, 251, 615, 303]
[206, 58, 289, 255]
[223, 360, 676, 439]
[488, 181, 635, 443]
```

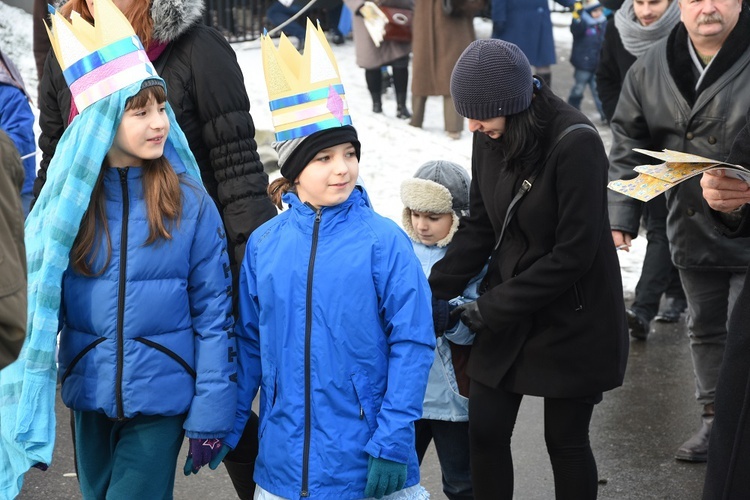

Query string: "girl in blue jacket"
[55, 81, 236, 499]
[221, 24, 435, 499]
[226, 122, 436, 500]
[3, 2, 235, 496]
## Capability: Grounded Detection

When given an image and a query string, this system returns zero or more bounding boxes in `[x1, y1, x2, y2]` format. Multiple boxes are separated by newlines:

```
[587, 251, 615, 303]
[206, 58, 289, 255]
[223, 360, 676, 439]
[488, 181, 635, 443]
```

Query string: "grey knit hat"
[450, 39, 534, 120]
[400, 160, 471, 247]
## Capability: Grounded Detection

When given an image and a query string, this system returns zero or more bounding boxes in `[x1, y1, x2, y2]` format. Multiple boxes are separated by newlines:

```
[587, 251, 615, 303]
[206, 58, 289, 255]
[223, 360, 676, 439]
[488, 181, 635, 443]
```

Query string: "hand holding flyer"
[608, 149, 750, 202]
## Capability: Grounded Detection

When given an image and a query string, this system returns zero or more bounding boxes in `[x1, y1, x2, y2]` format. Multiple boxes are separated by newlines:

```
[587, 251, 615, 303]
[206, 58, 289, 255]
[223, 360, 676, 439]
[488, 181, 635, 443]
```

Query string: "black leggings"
[364, 55, 409, 96]
[469, 380, 599, 500]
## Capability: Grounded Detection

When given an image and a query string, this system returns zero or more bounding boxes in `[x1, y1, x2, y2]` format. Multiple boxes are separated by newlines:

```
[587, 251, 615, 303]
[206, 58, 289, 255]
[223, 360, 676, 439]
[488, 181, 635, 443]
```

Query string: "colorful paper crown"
[262, 19, 352, 142]
[46, 0, 157, 113]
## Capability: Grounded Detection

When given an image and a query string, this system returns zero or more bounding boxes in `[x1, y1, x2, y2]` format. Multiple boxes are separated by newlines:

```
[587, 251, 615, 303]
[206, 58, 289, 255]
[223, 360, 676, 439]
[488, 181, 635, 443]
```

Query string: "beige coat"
[344, 0, 415, 70]
[411, 0, 474, 97]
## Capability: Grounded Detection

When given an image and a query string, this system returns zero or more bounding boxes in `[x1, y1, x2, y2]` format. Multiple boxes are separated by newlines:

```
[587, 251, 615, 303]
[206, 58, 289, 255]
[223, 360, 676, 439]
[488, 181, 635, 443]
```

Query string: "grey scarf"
[614, 0, 681, 57]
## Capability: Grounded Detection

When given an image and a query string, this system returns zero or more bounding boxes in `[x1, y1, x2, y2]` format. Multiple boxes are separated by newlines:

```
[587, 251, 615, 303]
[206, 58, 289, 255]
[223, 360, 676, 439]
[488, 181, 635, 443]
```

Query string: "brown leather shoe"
[675, 404, 714, 462]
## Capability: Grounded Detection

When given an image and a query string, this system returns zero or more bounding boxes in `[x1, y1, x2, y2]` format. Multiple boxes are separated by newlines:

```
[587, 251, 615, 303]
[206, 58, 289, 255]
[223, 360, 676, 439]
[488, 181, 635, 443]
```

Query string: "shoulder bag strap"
[476, 123, 596, 295]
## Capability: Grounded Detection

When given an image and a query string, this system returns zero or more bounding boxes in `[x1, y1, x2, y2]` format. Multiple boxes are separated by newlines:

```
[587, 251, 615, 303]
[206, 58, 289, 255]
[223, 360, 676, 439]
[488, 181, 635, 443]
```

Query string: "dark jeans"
[415, 419, 473, 500]
[631, 195, 686, 321]
[469, 381, 599, 500]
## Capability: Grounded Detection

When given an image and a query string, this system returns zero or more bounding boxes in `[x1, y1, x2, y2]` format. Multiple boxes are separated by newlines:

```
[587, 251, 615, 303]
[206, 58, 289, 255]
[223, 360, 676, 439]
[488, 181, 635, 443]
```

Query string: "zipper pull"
[117, 167, 129, 182]
[360, 407, 364, 420]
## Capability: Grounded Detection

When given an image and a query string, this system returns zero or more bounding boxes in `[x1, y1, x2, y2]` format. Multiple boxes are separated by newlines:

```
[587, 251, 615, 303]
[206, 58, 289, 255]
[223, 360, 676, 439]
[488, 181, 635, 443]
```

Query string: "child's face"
[410, 210, 453, 246]
[589, 6, 603, 17]
[296, 142, 359, 209]
[108, 95, 169, 168]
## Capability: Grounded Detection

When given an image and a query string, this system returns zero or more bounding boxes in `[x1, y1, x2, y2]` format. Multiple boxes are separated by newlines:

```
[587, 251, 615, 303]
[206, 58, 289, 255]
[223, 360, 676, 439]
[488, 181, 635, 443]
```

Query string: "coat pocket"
[259, 364, 278, 439]
[350, 369, 377, 433]
[60, 337, 106, 385]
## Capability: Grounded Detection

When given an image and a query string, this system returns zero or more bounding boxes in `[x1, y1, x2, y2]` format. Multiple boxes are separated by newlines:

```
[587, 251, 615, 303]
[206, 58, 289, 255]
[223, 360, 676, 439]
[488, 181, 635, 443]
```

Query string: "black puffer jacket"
[36, 0, 277, 269]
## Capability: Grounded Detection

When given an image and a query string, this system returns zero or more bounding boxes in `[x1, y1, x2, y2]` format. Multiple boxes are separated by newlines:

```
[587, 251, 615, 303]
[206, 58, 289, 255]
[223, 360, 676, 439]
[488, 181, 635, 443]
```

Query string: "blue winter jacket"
[59, 165, 236, 439]
[229, 188, 435, 499]
[0, 84, 35, 196]
[570, 10, 607, 72]
[412, 242, 484, 422]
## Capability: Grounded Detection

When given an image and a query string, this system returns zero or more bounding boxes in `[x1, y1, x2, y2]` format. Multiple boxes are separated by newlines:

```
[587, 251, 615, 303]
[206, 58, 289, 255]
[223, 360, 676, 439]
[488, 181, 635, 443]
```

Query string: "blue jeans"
[266, 1, 306, 42]
[567, 69, 604, 121]
[415, 419, 473, 500]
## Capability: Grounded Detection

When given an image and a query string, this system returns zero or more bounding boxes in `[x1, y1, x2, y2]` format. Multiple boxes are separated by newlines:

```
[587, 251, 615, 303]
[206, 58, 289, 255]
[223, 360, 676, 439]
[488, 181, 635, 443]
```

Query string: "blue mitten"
[364, 455, 407, 499]
[183, 438, 228, 475]
[432, 297, 451, 336]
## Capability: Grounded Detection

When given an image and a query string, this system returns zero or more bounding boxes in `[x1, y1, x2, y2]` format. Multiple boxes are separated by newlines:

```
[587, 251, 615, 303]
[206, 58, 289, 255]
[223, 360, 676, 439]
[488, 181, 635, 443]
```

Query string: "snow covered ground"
[0, 3, 644, 297]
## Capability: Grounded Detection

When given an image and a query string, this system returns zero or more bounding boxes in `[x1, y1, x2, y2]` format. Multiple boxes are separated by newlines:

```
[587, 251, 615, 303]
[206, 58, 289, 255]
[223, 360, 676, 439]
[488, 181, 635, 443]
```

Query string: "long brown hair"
[71, 85, 182, 276]
[59, 0, 154, 48]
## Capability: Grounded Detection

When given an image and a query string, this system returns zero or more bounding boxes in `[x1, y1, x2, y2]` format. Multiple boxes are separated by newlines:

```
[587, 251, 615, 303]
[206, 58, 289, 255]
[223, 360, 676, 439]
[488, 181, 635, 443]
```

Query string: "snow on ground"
[1, 3, 643, 298]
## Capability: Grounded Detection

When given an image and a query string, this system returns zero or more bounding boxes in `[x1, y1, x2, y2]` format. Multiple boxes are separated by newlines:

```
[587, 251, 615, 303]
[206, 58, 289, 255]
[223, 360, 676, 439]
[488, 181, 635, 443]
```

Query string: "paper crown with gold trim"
[262, 19, 352, 142]
[46, 0, 158, 113]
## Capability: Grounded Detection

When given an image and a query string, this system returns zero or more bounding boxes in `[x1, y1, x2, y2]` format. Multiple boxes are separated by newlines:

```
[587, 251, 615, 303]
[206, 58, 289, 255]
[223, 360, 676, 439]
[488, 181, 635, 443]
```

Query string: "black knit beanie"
[450, 39, 533, 120]
[279, 125, 361, 181]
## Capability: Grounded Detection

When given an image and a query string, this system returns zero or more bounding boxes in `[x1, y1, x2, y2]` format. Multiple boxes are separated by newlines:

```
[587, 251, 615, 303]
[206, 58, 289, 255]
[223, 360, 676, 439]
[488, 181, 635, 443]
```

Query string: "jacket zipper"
[301, 206, 322, 497]
[116, 168, 129, 419]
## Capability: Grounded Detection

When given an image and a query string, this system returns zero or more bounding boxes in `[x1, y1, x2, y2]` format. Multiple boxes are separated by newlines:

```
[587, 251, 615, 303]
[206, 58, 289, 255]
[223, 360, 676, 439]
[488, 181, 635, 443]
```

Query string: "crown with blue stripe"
[46, 0, 158, 113]
[262, 19, 352, 142]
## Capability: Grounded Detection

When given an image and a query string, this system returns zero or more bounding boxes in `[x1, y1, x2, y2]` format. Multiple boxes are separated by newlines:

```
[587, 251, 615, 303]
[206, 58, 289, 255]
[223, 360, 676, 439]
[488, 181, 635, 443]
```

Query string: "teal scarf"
[0, 78, 202, 499]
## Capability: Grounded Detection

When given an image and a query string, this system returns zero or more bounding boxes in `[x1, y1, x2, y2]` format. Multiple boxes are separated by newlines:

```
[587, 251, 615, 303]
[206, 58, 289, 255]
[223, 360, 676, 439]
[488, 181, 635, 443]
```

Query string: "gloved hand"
[449, 301, 487, 333]
[32, 463, 48, 471]
[183, 438, 231, 475]
[364, 455, 407, 499]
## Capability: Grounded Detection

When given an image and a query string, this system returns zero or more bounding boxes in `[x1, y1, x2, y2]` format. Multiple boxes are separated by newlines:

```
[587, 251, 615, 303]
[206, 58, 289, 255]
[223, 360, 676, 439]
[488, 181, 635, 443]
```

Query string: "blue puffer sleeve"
[183, 193, 237, 438]
[364, 227, 436, 464]
[223, 235, 263, 449]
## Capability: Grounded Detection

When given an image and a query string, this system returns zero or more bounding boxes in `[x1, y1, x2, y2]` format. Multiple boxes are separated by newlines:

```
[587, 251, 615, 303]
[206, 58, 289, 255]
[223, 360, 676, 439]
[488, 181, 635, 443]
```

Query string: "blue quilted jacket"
[58, 165, 236, 438]
[228, 188, 435, 499]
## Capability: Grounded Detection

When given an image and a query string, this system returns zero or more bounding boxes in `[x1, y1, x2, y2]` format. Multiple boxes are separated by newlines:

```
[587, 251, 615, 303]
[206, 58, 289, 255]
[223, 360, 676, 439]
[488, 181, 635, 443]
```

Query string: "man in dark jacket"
[595, 0, 685, 338]
[0, 130, 26, 370]
[608, 0, 750, 463]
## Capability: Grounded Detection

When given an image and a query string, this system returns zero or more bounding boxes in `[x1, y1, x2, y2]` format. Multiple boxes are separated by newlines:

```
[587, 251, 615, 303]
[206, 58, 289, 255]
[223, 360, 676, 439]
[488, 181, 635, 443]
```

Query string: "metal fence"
[203, 0, 339, 42]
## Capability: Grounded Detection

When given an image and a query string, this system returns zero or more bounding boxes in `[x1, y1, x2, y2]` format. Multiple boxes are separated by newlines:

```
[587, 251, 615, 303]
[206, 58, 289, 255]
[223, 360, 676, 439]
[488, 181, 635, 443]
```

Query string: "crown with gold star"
[46, 0, 158, 113]
[262, 19, 352, 142]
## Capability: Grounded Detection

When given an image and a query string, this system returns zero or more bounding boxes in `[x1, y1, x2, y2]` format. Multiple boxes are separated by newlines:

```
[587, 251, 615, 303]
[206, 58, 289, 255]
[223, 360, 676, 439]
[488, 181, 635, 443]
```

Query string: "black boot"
[372, 94, 383, 113]
[675, 403, 714, 462]
[396, 92, 411, 119]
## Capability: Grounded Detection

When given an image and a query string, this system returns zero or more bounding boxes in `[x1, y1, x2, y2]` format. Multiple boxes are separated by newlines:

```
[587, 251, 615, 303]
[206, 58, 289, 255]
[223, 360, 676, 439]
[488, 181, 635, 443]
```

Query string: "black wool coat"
[429, 89, 629, 398]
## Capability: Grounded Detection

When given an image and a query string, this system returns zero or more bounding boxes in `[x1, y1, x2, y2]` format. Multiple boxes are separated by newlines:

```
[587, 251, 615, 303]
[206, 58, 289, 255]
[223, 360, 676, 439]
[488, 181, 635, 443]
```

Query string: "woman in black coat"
[36, 0, 274, 497]
[700, 108, 750, 500]
[429, 39, 628, 499]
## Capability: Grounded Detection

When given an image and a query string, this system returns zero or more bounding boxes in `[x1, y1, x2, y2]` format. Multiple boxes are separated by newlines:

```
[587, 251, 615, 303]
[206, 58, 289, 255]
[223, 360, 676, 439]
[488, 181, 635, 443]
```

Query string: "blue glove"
[364, 455, 407, 498]
[183, 438, 231, 475]
[432, 297, 451, 336]
[450, 300, 487, 333]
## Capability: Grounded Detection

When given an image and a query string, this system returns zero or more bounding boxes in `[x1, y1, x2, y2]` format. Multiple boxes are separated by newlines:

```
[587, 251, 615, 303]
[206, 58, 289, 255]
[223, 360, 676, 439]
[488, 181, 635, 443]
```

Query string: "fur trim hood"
[151, 0, 205, 43]
[401, 178, 460, 248]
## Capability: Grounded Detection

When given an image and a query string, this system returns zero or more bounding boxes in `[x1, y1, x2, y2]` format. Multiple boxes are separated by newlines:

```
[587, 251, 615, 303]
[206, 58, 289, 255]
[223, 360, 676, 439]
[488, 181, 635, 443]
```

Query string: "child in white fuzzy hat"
[400, 160, 486, 498]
